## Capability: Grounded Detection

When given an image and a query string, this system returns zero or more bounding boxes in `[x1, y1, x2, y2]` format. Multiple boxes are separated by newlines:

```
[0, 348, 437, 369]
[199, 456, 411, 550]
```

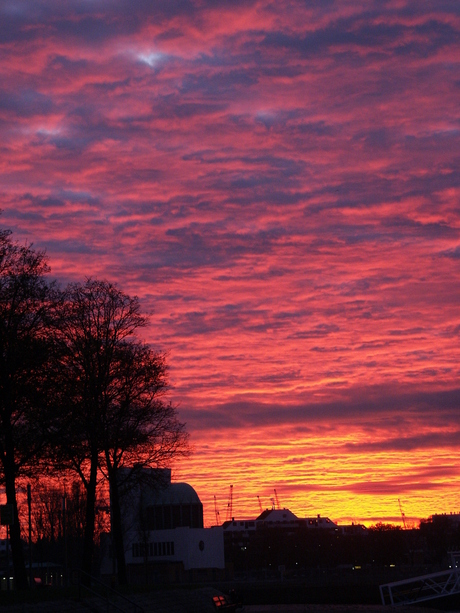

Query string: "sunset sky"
[1, 0, 460, 528]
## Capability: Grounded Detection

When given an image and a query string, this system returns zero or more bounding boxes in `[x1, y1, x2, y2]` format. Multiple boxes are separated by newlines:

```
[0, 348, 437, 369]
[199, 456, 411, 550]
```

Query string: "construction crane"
[257, 495, 263, 514]
[225, 485, 233, 522]
[398, 499, 407, 530]
[214, 496, 220, 525]
[274, 489, 280, 510]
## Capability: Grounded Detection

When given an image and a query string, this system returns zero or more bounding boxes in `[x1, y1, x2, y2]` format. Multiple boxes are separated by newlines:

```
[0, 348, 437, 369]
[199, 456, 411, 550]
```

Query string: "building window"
[132, 541, 174, 558]
[146, 503, 203, 530]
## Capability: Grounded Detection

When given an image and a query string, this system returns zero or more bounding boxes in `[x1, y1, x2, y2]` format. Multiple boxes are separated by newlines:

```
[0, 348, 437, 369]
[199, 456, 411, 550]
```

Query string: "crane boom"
[225, 485, 233, 522]
[398, 498, 407, 530]
[257, 495, 263, 513]
[214, 495, 220, 525]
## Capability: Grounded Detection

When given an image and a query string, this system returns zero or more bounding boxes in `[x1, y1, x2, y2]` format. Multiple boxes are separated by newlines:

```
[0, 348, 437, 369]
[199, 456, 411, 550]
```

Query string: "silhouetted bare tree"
[0, 229, 55, 589]
[50, 279, 188, 584]
[33, 484, 63, 543]
[99, 341, 189, 584]
[29, 479, 109, 577]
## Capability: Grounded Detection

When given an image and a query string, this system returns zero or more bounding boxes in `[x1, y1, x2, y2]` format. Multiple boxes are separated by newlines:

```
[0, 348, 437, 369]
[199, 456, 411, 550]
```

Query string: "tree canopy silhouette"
[0, 230, 55, 589]
[0, 223, 189, 588]
[50, 278, 189, 583]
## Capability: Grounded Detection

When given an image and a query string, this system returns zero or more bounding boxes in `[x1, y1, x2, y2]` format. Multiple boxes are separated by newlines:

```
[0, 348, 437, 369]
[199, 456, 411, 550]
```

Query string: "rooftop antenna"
[274, 489, 280, 510]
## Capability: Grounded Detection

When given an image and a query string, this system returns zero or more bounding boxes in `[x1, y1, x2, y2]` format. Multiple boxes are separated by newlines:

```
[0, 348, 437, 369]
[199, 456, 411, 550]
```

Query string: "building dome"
[154, 482, 201, 506]
[142, 477, 204, 530]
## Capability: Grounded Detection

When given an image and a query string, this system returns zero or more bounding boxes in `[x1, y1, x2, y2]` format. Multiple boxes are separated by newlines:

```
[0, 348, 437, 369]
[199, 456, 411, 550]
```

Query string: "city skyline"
[1, 1, 459, 527]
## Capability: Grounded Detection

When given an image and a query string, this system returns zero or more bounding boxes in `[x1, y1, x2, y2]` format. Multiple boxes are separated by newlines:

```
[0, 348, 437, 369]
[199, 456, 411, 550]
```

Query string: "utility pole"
[1, 504, 14, 591]
[27, 484, 32, 587]
[214, 496, 220, 525]
[6, 524, 10, 591]
[62, 491, 67, 586]
[225, 485, 233, 522]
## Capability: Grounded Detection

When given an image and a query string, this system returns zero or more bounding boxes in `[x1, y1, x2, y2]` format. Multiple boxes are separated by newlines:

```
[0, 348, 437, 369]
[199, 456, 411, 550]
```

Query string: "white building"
[127, 525, 224, 571]
[100, 468, 224, 581]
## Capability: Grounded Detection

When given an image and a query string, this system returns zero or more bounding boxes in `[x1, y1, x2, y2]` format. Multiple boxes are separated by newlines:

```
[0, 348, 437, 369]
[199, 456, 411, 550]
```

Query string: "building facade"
[100, 468, 224, 582]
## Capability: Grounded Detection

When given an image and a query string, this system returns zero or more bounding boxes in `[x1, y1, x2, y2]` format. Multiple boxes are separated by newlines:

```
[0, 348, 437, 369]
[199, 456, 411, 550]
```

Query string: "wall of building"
[120, 525, 224, 572]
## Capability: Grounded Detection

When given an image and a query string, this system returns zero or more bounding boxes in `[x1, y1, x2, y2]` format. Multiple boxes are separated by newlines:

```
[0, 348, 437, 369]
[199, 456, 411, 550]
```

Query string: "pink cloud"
[1, 0, 459, 526]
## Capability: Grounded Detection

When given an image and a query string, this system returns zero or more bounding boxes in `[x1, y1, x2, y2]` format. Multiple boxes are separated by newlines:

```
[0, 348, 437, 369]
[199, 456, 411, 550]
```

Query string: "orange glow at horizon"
[174, 421, 460, 528]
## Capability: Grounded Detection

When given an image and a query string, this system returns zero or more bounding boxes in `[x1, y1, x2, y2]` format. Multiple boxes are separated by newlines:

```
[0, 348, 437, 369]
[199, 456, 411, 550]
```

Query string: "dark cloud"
[153, 99, 228, 119]
[181, 387, 460, 432]
[342, 431, 460, 454]
[288, 324, 340, 339]
[179, 71, 259, 97]
[259, 11, 460, 62]
[341, 479, 453, 496]
[441, 246, 460, 260]
[0, 89, 53, 117]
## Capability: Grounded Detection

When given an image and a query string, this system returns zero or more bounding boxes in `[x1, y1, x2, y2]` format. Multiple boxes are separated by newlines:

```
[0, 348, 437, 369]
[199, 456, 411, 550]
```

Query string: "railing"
[78, 570, 145, 613]
[380, 553, 460, 607]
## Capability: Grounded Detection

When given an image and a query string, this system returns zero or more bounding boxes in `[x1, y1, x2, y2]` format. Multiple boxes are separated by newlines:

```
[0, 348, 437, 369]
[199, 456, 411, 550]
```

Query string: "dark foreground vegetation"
[0, 223, 189, 589]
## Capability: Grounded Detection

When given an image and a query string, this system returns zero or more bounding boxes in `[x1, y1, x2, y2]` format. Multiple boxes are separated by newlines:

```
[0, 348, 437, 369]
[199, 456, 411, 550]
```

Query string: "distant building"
[431, 513, 460, 528]
[223, 508, 341, 534]
[338, 522, 368, 536]
[222, 508, 368, 572]
[100, 468, 225, 582]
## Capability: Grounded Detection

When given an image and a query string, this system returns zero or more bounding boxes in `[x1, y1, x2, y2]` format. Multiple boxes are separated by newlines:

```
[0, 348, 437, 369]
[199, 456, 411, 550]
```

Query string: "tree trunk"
[81, 453, 98, 584]
[4, 450, 28, 590]
[109, 467, 128, 585]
